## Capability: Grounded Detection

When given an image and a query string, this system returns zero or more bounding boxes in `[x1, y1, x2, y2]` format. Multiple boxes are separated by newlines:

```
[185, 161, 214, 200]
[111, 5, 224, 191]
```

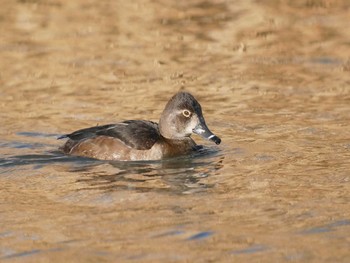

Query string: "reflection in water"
[73, 148, 224, 194]
[0, 151, 101, 169]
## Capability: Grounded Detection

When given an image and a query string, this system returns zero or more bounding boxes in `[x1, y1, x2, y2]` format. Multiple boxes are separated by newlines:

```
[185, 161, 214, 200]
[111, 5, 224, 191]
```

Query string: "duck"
[58, 92, 221, 161]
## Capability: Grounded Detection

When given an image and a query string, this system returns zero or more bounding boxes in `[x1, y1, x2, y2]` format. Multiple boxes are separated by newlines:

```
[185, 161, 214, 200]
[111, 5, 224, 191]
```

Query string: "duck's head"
[159, 92, 221, 145]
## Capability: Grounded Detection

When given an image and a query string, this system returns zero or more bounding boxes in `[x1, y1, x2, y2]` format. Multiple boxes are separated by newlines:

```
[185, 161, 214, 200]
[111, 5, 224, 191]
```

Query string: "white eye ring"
[182, 109, 191, 118]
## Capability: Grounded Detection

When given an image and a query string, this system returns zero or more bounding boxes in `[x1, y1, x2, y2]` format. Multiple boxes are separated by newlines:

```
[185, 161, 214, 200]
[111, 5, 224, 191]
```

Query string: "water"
[1, 0, 350, 262]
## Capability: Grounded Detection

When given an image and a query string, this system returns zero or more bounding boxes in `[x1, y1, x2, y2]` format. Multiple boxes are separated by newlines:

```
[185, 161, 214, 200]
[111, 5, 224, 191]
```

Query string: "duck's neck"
[159, 136, 197, 157]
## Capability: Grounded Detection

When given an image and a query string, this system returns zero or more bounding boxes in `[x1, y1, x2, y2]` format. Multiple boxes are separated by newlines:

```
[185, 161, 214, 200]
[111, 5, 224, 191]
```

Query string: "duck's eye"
[182, 109, 191, 118]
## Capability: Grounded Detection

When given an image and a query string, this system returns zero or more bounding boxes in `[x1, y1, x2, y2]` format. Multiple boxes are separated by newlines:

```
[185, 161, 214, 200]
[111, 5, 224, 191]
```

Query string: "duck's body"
[59, 92, 221, 161]
[60, 120, 197, 161]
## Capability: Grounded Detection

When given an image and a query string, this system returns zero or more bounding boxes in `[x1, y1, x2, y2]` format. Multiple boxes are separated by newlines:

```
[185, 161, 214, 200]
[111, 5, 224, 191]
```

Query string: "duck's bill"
[193, 123, 221, 145]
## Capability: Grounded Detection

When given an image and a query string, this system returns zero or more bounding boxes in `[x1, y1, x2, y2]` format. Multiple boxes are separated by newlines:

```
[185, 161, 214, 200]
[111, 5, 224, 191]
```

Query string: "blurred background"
[0, 0, 349, 262]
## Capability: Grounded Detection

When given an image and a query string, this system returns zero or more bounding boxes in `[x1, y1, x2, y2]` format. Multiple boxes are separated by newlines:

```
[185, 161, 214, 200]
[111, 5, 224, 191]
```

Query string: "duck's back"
[59, 120, 161, 160]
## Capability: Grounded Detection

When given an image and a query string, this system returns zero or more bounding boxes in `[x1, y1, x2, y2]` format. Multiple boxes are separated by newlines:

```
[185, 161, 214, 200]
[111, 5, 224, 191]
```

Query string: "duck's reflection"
[74, 148, 224, 194]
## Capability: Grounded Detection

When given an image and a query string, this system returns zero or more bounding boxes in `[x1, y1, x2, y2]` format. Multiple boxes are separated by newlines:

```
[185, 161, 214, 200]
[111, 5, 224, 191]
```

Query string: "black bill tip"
[208, 135, 221, 145]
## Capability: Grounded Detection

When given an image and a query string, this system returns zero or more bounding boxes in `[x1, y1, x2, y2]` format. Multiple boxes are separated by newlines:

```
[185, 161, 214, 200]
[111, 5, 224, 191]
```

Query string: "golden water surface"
[1, 0, 350, 262]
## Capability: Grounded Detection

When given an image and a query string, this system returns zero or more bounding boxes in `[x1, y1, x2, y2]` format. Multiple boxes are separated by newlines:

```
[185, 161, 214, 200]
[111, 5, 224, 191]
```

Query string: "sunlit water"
[1, 1, 350, 262]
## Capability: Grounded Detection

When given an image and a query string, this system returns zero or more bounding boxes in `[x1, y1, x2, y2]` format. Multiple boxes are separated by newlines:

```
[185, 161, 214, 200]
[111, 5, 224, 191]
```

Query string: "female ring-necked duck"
[59, 92, 221, 161]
